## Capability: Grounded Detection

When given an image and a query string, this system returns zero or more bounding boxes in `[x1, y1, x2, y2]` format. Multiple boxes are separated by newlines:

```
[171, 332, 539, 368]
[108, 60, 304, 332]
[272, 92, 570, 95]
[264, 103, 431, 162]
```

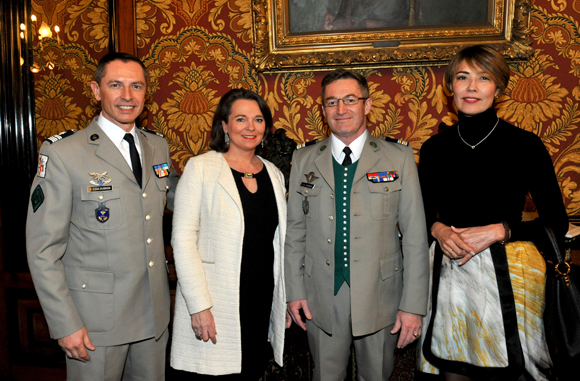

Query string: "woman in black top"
[417, 45, 568, 381]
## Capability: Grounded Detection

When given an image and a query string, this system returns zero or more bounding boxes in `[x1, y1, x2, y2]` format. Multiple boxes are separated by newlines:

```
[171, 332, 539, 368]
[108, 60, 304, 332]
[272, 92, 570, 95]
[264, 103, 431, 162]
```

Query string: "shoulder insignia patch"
[138, 127, 164, 138]
[31, 185, 45, 212]
[384, 136, 409, 146]
[296, 139, 319, 150]
[44, 130, 76, 144]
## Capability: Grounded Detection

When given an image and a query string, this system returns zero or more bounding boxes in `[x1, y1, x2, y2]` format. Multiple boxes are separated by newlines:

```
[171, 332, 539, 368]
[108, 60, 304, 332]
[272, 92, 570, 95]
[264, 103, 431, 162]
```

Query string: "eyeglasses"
[323, 96, 368, 108]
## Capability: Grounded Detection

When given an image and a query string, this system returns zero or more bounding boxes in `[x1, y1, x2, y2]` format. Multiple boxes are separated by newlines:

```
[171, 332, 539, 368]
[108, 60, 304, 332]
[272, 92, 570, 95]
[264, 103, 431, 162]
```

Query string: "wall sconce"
[29, 14, 61, 73]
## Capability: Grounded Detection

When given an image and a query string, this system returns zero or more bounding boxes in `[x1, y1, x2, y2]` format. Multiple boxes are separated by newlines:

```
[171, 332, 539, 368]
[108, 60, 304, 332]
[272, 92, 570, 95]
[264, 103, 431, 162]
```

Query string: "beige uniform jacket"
[26, 118, 176, 347]
[285, 135, 429, 336]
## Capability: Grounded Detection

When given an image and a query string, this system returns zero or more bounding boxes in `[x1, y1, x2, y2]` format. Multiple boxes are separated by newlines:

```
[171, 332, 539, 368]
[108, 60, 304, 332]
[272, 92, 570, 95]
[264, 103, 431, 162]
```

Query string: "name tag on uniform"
[300, 182, 315, 189]
[88, 186, 113, 192]
[366, 171, 399, 183]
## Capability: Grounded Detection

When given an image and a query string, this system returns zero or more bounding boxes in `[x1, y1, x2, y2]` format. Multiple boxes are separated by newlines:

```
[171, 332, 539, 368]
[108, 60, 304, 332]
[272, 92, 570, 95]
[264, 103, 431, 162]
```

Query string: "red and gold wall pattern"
[30, 0, 580, 216]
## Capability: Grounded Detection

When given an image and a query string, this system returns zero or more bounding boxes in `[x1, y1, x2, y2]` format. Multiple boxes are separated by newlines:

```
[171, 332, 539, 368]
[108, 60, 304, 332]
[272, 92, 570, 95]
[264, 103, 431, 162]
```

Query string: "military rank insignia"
[153, 163, 170, 178]
[95, 203, 109, 223]
[89, 171, 112, 186]
[31, 185, 44, 212]
[366, 171, 399, 183]
[37, 154, 49, 178]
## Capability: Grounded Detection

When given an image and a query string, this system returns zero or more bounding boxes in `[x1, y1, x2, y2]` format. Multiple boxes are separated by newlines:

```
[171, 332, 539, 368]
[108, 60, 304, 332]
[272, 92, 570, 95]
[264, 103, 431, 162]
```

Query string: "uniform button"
[145, 215, 151, 221]
[330, 194, 334, 199]
[326, 260, 331, 266]
[305, 189, 309, 194]
[82, 283, 86, 289]
[384, 187, 389, 192]
[395, 267, 399, 271]
[345, 264, 348, 267]
[149, 261, 154, 267]
[142, 192, 147, 198]
[302, 263, 305, 267]
[166, 185, 169, 190]
[329, 215, 334, 220]
[147, 238, 152, 244]
[327, 238, 332, 243]
[98, 195, 103, 200]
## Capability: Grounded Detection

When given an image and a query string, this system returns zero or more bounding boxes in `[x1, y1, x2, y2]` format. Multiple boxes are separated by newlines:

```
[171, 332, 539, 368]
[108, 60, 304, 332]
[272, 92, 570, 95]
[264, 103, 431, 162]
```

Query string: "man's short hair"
[321, 69, 370, 99]
[94, 52, 148, 85]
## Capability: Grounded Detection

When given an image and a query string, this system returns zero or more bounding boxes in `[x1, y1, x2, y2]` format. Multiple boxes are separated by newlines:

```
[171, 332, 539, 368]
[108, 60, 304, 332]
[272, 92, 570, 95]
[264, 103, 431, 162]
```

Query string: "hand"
[431, 222, 475, 261]
[191, 308, 217, 344]
[57, 327, 95, 362]
[286, 310, 292, 329]
[287, 300, 312, 331]
[452, 223, 505, 265]
[390, 311, 422, 348]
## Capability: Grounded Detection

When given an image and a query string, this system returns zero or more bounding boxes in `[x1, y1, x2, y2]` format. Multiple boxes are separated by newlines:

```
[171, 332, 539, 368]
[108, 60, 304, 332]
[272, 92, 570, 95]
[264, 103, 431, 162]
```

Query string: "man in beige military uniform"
[285, 69, 429, 380]
[26, 52, 177, 380]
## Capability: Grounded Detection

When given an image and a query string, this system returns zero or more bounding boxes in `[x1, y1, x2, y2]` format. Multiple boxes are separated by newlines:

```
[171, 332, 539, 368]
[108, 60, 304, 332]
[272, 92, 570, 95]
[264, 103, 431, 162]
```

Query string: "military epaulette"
[44, 130, 76, 144]
[296, 139, 319, 150]
[139, 127, 164, 138]
[384, 136, 409, 146]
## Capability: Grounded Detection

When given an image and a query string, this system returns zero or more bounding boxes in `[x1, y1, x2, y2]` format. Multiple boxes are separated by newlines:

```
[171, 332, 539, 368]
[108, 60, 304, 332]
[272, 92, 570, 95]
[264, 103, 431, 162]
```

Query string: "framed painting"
[251, 0, 532, 72]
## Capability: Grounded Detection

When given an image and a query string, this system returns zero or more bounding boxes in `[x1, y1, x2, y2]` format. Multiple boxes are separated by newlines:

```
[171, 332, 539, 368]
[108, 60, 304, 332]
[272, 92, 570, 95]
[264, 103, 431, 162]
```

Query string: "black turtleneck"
[418, 107, 568, 243]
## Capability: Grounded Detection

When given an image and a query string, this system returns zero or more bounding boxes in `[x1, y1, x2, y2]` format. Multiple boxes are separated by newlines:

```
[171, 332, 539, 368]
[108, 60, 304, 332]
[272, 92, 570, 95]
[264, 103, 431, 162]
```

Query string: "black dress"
[233, 167, 278, 379]
[175, 168, 279, 381]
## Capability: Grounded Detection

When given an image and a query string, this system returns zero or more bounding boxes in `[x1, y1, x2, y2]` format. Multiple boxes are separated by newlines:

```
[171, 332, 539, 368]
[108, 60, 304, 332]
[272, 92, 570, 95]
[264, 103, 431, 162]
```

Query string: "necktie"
[342, 146, 353, 166]
[124, 133, 142, 188]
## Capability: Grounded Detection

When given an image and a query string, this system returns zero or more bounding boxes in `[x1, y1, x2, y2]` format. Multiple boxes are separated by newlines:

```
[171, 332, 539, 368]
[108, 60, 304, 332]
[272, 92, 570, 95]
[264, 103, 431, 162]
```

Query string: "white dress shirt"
[330, 129, 369, 164]
[96, 112, 142, 170]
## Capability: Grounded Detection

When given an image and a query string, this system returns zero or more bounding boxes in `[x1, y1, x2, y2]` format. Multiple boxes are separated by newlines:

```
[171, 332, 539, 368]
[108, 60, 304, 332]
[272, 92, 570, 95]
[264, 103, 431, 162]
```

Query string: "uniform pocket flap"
[65, 267, 115, 293]
[367, 181, 401, 194]
[297, 185, 321, 198]
[80, 185, 121, 202]
[379, 255, 402, 280]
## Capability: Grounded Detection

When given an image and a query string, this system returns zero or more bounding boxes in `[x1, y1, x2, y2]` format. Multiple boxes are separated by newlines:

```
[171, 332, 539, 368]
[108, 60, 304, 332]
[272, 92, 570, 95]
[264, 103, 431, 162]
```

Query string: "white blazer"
[170, 150, 287, 375]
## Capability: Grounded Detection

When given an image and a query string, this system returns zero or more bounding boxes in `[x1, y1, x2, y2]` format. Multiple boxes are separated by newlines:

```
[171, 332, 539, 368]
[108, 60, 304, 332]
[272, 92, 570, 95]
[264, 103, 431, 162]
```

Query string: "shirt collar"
[96, 112, 137, 146]
[330, 129, 368, 163]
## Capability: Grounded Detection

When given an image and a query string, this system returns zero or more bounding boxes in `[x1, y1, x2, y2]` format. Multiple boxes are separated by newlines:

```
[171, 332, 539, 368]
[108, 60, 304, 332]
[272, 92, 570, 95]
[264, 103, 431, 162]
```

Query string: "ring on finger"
[413, 333, 420, 338]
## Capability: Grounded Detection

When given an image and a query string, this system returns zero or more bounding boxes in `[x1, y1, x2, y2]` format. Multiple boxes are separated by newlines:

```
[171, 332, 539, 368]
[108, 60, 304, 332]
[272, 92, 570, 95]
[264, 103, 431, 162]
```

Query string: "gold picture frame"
[251, 0, 532, 72]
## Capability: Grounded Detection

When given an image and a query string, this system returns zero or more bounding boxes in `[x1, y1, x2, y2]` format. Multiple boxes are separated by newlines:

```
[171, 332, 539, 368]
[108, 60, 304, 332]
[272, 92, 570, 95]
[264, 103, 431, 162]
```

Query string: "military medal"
[153, 163, 170, 178]
[366, 171, 399, 183]
[95, 202, 109, 223]
[302, 197, 309, 215]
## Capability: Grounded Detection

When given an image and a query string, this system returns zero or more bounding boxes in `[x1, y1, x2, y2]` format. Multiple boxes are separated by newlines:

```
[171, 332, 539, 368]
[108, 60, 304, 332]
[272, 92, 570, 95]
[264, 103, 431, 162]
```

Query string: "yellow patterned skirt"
[417, 241, 552, 380]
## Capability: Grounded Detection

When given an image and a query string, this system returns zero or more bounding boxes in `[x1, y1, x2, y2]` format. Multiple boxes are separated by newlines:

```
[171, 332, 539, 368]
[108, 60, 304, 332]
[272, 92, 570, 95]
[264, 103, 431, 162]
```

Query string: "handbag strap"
[543, 225, 574, 288]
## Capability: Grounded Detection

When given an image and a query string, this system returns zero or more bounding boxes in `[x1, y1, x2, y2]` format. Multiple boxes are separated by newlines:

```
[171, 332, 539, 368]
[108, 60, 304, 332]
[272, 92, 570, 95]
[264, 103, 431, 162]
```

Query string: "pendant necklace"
[242, 172, 254, 179]
[457, 117, 500, 149]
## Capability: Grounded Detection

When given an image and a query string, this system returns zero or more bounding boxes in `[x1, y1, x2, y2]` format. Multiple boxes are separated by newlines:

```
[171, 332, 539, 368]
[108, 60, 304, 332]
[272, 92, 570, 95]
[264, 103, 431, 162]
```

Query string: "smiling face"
[451, 60, 500, 117]
[90, 60, 146, 132]
[322, 78, 372, 145]
[222, 99, 266, 153]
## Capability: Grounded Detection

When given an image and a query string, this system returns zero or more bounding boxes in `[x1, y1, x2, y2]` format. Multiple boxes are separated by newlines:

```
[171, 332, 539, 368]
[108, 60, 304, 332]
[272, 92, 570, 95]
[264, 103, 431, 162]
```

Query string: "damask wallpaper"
[30, 0, 580, 217]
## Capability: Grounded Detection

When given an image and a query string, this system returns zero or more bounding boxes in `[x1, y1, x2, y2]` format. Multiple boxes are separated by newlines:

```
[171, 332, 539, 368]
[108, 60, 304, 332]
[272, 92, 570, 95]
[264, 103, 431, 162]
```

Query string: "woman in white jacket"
[170, 89, 289, 379]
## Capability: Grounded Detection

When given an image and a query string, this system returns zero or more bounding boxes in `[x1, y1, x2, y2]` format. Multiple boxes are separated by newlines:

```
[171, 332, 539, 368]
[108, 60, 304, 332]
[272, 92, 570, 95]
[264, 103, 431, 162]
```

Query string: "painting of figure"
[288, 0, 489, 33]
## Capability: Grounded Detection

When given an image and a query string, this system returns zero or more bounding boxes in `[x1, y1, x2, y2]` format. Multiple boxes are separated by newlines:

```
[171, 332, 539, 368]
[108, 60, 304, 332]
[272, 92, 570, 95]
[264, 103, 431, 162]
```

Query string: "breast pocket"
[297, 186, 321, 221]
[368, 181, 401, 220]
[80, 186, 123, 229]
